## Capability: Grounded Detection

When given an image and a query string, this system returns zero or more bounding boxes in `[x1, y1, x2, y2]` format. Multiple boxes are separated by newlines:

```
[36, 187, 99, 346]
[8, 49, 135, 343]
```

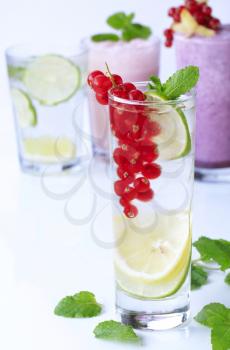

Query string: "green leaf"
[162, 66, 199, 100]
[91, 33, 120, 42]
[211, 325, 230, 350]
[191, 264, 208, 290]
[194, 303, 229, 329]
[93, 320, 140, 343]
[122, 23, 152, 42]
[54, 291, 102, 318]
[225, 272, 230, 285]
[107, 12, 134, 30]
[193, 236, 230, 271]
[149, 76, 163, 92]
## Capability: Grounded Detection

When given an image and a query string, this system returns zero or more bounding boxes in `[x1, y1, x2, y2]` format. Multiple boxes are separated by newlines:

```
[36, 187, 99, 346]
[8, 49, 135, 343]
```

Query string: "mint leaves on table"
[191, 236, 230, 290]
[195, 303, 230, 350]
[94, 320, 140, 343]
[91, 12, 152, 42]
[148, 66, 199, 100]
[54, 291, 102, 318]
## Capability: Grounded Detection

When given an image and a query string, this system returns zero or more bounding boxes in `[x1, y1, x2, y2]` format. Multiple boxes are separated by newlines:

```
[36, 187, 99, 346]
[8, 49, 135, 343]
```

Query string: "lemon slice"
[24, 55, 81, 105]
[23, 136, 76, 163]
[114, 212, 191, 299]
[11, 88, 37, 128]
[145, 91, 191, 160]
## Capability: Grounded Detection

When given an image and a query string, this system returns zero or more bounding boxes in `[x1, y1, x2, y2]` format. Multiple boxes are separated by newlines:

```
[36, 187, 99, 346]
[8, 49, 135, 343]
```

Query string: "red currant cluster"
[87, 69, 162, 218]
[164, 0, 221, 47]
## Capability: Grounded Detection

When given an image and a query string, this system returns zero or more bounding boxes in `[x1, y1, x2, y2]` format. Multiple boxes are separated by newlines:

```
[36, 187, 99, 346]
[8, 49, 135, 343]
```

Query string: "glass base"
[195, 166, 230, 182]
[116, 286, 190, 331]
[19, 157, 82, 175]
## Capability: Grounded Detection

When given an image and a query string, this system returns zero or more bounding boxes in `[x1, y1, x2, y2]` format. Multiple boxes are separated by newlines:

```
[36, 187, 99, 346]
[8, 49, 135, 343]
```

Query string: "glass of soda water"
[5, 44, 87, 174]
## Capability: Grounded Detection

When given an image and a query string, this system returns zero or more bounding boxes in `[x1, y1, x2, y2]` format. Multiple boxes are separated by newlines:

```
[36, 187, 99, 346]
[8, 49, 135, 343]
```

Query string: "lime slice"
[145, 91, 191, 160]
[24, 55, 81, 105]
[114, 212, 191, 299]
[11, 88, 37, 128]
[23, 136, 76, 163]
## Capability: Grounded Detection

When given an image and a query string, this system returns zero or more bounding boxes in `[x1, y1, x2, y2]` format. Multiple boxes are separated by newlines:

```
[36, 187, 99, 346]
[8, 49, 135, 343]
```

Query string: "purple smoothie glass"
[175, 25, 230, 182]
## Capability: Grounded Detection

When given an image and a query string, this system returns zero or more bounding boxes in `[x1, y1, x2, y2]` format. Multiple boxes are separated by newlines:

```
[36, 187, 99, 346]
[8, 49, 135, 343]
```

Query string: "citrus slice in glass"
[114, 212, 191, 299]
[11, 88, 37, 128]
[24, 55, 81, 105]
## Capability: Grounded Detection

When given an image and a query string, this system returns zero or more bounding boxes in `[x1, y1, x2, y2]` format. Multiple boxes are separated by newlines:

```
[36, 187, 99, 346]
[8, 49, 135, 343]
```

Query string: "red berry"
[186, 0, 198, 14]
[122, 82, 136, 92]
[123, 159, 142, 175]
[168, 7, 176, 17]
[119, 197, 130, 207]
[134, 177, 150, 193]
[114, 179, 131, 196]
[142, 163, 161, 179]
[194, 12, 206, 25]
[117, 167, 133, 181]
[136, 189, 154, 202]
[209, 18, 221, 30]
[165, 39, 173, 48]
[124, 204, 138, 218]
[111, 87, 128, 99]
[129, 89, 145, 101]
[122, 187, 137, 202]
[201, 4, 212, 16]
[92, 75, 112, 94]
[140, 143, 159, 163]
[112, 74, 123, 86]
[164, 28, 174, 40]
[96, 92, 108, 105]
[113, 148, 127, 165]
[141, 119, 161, 139]
[87, 70, 104, 88]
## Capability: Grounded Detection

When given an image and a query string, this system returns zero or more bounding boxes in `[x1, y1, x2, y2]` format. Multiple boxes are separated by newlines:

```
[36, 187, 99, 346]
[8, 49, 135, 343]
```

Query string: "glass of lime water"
[6, 44, 87, 174]
[108, 83, 195, 330]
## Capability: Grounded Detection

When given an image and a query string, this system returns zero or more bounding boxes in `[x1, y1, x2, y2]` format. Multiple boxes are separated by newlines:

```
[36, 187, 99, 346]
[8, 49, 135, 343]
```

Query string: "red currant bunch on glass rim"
[87, 66, 162, 218]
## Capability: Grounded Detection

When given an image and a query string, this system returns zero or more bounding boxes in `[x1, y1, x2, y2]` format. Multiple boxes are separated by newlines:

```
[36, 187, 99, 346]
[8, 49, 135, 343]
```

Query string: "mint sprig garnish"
[93, 320, 140, 343]
[195, 303, 230, 350]
[148, 66, 199, 100]
[54, 291, 102, 318]
[191, 264, 208, 290]
[91, 12, 152, 42]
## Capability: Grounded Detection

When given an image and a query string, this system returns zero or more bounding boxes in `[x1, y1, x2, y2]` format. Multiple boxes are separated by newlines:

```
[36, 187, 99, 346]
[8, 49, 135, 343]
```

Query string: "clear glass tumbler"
[108, 83, 195, 330]
[6, 44, 87, 174]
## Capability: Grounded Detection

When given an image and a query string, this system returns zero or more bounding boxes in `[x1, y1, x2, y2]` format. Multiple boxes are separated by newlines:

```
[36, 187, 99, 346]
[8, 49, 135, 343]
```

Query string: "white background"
[0, 1, 230, 350]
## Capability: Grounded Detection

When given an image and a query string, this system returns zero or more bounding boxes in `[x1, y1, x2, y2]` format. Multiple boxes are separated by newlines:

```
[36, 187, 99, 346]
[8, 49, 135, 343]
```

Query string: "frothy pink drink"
[175, 25, 230, 170]
[87, 38, 160, 157]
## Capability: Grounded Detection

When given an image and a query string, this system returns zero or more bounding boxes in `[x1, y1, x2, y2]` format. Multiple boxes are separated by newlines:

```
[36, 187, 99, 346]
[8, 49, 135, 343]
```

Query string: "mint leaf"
[93, 320, 140, 343]
[195, 303, 230, 350]
[191, 264, 208, 290]
[225, 272, 230, 285]
[162, 66, 199, 100]
[122, 23, 152, 42]
[193, 237, 230, 271]
[91, 33, 119, 42]
[107, 12, 134, 30]
[54, 291, 102, 318]
[149, 76, 163, 92]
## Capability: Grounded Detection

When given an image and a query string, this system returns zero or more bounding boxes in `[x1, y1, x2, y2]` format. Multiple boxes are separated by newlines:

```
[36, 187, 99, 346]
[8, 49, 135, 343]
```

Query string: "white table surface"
[0, 144, 230, 350]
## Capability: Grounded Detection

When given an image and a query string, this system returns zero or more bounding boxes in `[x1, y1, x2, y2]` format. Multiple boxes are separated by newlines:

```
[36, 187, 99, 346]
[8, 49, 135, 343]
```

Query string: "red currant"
[119, 197, 130, 207]
[168, 7, 176, 17]
[111, 87, 128, 99]
[141, 119, 161, 139]
[128, 89, 145, 101]
[124, 204, 138, 218]
[134, 177, 150, 193]
[117, 167, 133, 181]
[113, 147, 127, 165]
[92, 75, 112, 94]
[165, 39, 173, 48]
[194, 12, 206, 25]
[140, 144, 159, 163]
[122, 187, 137, 202]
[136, 189, 154, 202]
[122, 82, 136, 92]
[201, 4, 212, 16]
[209, 18, 221, 30]
[87, 70, 104, 88]
[114, 179, 132, 196]
[96, 92, 108, 105]
[112, 74, 123, 85]
[142, 163, 161, 179]
[164, 28, 174, 40]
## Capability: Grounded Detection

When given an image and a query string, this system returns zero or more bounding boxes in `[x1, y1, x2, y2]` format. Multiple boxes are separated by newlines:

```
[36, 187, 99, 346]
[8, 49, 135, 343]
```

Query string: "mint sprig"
[148, 66, 199, 100]
[225, 272, 230, 285]
[195, 303, 230, 350]
[54, 291, 102, 318]
[91, 12, 152, 43]
[191, 264, 208, 290]
[93, 320, 140, 343]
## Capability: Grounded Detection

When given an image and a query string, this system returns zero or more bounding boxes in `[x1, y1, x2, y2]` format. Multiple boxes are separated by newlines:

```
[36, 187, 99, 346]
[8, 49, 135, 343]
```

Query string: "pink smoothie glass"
[86, 38, 161, 159]
[175, 25, 230, 181]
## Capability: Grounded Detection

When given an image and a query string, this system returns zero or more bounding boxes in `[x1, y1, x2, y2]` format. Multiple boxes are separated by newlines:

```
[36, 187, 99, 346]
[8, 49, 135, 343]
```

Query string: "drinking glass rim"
[5, 42, 87, 59]
[108, 82, 195, 107]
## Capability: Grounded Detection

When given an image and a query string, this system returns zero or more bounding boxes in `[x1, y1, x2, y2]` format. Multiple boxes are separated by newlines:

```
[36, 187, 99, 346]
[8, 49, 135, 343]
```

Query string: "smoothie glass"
[175, 25, 230, 182]
[108, 83, 195, 330]
[6, 44, 87, 174]
[86, 38, 161, 158]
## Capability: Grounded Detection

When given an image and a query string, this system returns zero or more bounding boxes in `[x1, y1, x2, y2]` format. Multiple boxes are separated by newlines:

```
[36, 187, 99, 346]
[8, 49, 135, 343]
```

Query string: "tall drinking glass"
[108, 83, 195, 330]
[6, 44, 87, 174]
